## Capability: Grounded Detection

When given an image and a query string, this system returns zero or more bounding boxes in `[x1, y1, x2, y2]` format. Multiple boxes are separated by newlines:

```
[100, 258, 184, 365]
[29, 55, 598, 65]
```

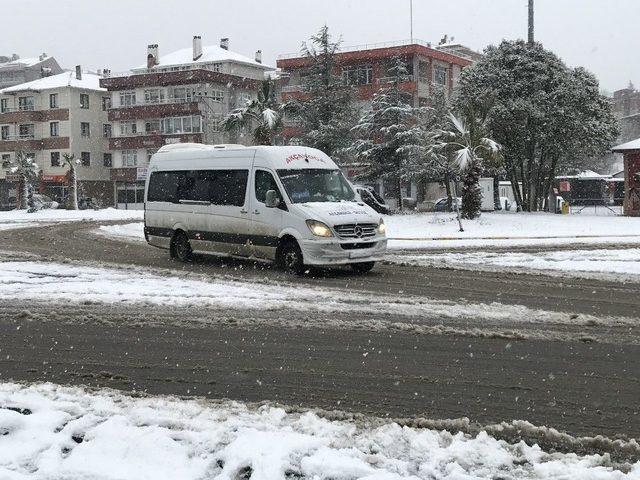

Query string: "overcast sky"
[4, 0, 638, 92]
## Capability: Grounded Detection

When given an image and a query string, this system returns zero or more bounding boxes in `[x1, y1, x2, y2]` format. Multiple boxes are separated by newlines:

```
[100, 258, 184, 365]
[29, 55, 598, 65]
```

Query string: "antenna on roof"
[409, 0, 413, 43]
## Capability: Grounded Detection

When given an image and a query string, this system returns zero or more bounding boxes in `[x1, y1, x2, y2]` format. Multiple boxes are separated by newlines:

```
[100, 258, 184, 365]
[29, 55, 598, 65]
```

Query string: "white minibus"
[143, 143, 387, 274]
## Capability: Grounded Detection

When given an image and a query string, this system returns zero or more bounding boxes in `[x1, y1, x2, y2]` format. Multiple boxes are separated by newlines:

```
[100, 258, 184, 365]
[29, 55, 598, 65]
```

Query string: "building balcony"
[0, 108, 69, 123]
[109, 132, 203, 150]
[100, 69, 259, 90]
[108, 101, 200, 121]
[0, 136, 69, 152]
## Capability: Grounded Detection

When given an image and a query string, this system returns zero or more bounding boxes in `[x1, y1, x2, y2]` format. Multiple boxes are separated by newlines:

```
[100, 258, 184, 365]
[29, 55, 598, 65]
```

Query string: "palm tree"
[223, 79, 282, 145]
[439, 106, 501, 220]
[8, 151, 39, 209]
[62, 153, 80, 210]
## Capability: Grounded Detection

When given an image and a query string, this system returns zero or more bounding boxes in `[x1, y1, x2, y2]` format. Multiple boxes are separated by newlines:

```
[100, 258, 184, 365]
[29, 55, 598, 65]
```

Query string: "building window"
[236, 92, 251, 107]
[18, 97, 35, 111]
[161, 115, 201, 134]
[0, 98, 7, 113]
[50, 121, 59, 137]
[103, 124, 112, 138]
[103, 153, 112, 167]
[342, 65, 374, 85]
[120, 121, 137, 136]
[80, 93, 90, 109]
[102, 96, 111, 111]
[18, 124, 35, 139]
[211, 63, 222, 72]
[145, 119, 161, 134]
[119, 91, 136, 107]
[144, 89, 165, 104]
[211, 117, 222, 132]
[81, 122, 91, 137]
[80, 152, 90, 166]
[122, 149, 137, 167]
[211, 90, 224, 102]
[146, 149, 158, 162]
[50, 152, 61, 167]
[1, 154, 10, 168]
[433, 65, 448, 86]
[1, 125, 8, 140]
[418, 61, 429, 83]
[170, 87, 192, 103]
[49, 93, 59, 109]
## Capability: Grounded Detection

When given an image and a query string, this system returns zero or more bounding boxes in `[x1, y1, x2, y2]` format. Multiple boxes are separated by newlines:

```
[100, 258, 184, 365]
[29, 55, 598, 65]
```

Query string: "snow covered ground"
[95, 211, 640, 251]
[385, 212, 640, 249]
[0, 382, 637, 480]
[0, 258, 614, 327]
[388, 248, 640, 282]
[0, 208, 143, 231]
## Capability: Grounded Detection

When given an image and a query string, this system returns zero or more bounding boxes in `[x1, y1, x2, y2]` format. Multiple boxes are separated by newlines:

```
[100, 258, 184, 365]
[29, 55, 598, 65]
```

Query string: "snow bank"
[385, 212, 640, 249]
[0, 259, 624, 327]
[95, 222, 145, 242]
[389, 248, 640, 280]
[0, 382, 637, 479]
[0, 208, 143, 231]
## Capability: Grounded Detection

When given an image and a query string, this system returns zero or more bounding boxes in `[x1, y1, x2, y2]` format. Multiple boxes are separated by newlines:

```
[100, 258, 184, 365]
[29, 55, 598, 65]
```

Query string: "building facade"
[276, 39, 474, 206]
[612, 139, 640, 216]
[0, 54, 63, 89]
[0, 68, 112, 208]
[100, 36, 273, 208]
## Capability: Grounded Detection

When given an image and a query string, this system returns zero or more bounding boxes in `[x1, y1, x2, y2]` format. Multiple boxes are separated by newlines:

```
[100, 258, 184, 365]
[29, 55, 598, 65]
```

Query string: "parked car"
[30, 194, 59, 211]
[426, 197, 462, 212]
[353, 185, 391, 214]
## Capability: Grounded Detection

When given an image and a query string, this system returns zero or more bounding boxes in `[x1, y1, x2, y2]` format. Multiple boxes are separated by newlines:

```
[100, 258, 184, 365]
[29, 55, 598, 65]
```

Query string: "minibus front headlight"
[377, 219, 386, 235]
[306, 220, 334, 237]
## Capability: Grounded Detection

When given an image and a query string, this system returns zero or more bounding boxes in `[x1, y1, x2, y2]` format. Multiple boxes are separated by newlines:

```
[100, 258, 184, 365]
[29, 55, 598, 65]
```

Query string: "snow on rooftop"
[0, 57, 46, 68]
[612, 138, 640, 152]
[132, 44, 272, 71]
[0, 71, 105, 94]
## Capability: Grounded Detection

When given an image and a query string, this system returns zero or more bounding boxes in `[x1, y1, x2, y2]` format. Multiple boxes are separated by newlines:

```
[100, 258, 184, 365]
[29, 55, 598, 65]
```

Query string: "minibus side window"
[210, 169, 248, 207]
[148, 171, 185, 203]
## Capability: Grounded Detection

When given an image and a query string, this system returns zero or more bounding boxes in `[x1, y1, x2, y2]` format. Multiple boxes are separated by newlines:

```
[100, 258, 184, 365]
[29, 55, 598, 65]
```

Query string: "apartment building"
[0, 67, 111, 208]
[0, 53, 63, 89]
[277, 39, 475, 205]
[100, 35, 273, 208]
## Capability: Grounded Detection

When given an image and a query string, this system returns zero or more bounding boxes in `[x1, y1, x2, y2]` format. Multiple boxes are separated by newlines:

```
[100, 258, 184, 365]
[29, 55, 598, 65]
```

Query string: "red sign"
[41, 174, 67, 183]
[559, 181, 571, 192]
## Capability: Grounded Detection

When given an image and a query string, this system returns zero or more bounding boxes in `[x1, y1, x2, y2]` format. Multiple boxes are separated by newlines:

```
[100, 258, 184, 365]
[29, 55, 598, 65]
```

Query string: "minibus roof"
[154, 144, 339, 171]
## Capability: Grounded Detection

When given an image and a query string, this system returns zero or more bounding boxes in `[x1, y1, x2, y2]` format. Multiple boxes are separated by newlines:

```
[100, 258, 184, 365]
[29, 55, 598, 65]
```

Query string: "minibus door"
[250, 169, 284, 260]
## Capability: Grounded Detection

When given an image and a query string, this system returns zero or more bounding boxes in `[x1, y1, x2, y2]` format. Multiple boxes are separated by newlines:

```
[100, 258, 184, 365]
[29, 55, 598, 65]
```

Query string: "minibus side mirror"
[265, 190, 280, 208]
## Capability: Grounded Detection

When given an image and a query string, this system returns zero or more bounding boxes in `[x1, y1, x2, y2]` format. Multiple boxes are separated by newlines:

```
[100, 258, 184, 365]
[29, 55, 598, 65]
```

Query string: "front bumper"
[299, 236, 387, 265]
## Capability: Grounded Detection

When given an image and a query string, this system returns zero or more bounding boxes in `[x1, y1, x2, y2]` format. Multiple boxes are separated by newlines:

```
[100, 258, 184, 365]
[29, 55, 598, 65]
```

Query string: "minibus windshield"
[277, 169, 356, 203]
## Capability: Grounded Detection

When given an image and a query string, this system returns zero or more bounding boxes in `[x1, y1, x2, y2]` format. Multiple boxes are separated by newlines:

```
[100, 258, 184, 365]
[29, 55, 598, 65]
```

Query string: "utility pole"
[528, 0, 534, 44]
[410, 0, 413, 42]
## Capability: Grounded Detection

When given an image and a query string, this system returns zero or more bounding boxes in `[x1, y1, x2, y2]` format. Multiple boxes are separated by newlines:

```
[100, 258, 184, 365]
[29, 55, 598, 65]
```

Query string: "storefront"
[40, 174, 69, 205]
[111, 167, 147, 210]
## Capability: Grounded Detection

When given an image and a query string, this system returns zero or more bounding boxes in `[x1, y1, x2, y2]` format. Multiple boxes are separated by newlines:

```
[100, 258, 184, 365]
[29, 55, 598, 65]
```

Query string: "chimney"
[193, 35, 203, 61]
[147, 44, 159, 69]
[75, 65, 82, 80]
[39, 52, 47, 62]
[11, 53, 19, 61]
[254, 50, 262, 64]
[103, 68, 111, 78]
[220, 38, 229, 50]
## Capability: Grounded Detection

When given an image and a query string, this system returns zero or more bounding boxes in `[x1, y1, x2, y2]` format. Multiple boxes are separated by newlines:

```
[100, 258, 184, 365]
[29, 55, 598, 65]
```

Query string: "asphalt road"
[1, 221, 639, 457]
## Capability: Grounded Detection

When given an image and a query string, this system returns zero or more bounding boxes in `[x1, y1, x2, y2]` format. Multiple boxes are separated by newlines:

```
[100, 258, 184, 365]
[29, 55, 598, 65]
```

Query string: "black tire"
[278, 240, 305, 275]
[171, 231, 192, 262]
[350, 261, 375, 274]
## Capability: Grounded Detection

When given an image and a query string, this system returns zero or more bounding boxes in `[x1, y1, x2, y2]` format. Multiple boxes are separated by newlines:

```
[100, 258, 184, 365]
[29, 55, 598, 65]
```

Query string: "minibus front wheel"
[277, 239, 305, 276]
[170, 231, 193, 262]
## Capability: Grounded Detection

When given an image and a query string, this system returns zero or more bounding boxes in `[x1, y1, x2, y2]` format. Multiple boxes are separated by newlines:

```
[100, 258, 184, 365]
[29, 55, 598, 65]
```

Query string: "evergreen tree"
[350, 57, 422, 210]
[8, 151, 39, 210]
[223, 78, 282, 145]
[286, 26, 359, 162]
[62, 153, 80, 210]
[456, 40, 618, 211]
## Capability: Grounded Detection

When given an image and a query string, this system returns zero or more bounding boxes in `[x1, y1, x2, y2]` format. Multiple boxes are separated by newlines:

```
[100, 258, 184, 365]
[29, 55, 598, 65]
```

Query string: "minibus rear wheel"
[171, 231, 192, 262]
[278, 240, 305, 275]
[350, 261, 375, 274]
